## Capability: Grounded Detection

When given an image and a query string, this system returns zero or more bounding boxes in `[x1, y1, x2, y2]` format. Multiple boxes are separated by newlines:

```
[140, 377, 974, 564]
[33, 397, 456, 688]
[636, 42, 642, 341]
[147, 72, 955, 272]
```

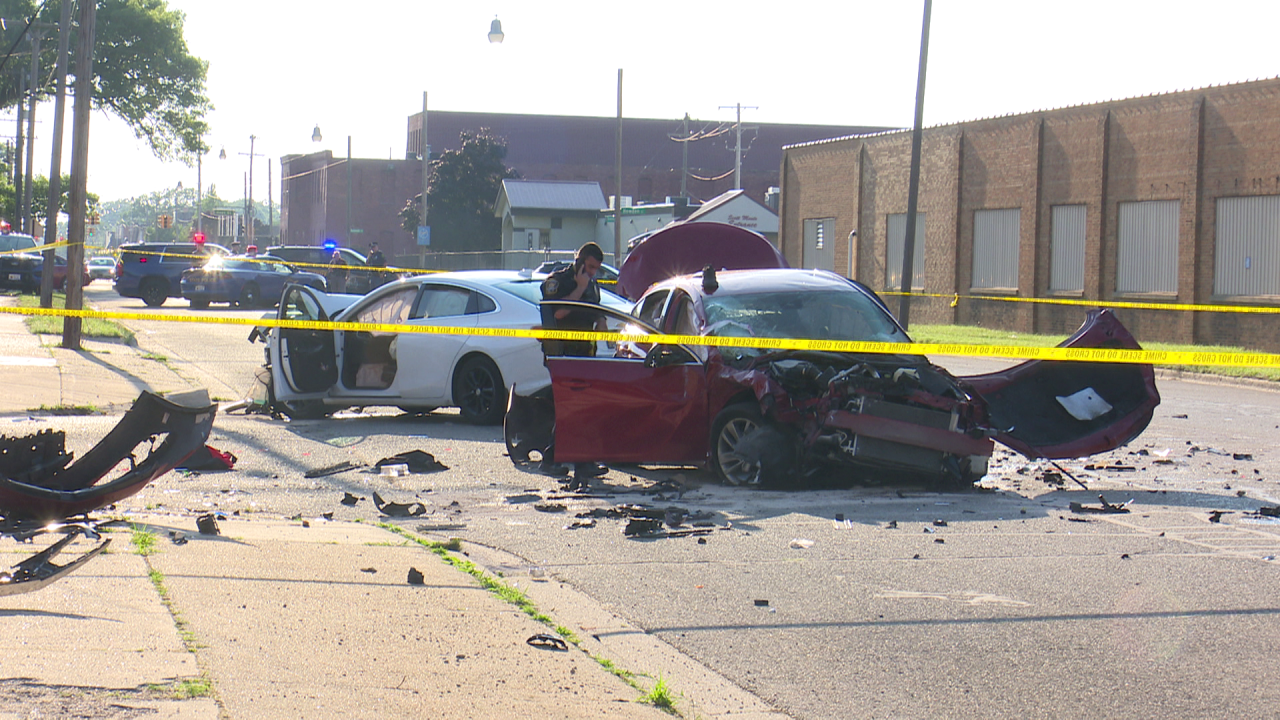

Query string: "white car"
[268, 270, 629, 423]
[87, 256, 117, 281]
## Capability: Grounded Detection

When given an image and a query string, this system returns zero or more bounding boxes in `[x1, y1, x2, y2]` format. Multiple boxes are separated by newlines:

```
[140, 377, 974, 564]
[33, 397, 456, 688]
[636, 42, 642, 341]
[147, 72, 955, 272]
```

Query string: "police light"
[322, 239, 338, 251]
[193, 232, 206, 245]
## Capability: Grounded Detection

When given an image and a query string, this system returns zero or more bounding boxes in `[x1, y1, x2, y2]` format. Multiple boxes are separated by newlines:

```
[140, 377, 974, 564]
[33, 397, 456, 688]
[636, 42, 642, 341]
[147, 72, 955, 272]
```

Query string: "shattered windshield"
[704, 289, 909, 352]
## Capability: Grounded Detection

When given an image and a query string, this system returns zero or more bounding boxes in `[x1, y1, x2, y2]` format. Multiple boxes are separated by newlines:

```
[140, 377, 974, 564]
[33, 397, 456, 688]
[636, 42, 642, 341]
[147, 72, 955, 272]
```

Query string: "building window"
[972, 208, 1020, 290]
[803, 217, 835, 271]
[1117, 200, 1179, 294]
[886, 213, 925, 290]
[1215, 195, 1280, 296]
[551, 217, 563, 230]
[1049, 205, 1086, 292]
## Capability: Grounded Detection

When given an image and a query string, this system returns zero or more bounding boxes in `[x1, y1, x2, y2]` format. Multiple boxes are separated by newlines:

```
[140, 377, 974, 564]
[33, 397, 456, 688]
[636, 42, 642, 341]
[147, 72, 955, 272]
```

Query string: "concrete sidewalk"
[0, 516, 676, 719]
[0, 295, 195, 415]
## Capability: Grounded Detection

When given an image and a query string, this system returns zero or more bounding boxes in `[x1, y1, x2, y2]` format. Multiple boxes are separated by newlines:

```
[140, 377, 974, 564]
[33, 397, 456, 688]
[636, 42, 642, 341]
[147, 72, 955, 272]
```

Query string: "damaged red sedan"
[506, 267, 1160, 488]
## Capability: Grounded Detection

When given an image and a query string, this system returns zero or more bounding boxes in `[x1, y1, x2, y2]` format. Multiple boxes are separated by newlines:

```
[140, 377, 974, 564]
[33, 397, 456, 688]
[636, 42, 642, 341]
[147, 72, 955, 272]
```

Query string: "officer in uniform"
[540, 242, 607, 357]
[540, 242, 609, 482]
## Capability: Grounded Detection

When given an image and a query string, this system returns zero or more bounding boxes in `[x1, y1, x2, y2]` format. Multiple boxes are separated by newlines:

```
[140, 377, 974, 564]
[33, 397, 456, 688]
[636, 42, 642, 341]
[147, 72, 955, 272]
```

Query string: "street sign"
[417, 225, 431, 246]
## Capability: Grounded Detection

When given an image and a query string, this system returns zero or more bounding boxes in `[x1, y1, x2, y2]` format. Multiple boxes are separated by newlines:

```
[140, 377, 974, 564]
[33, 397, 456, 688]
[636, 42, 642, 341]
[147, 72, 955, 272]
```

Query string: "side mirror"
[643, 344, 695, 369]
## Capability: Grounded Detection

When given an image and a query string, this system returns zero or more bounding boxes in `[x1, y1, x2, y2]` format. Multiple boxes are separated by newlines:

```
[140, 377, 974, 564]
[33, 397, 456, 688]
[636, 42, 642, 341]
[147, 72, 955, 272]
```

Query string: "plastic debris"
[789, 538, 815, 549]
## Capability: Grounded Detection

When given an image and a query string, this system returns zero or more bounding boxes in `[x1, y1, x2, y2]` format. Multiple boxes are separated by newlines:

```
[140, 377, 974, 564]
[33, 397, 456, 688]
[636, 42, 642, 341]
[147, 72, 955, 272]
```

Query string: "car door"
[960, 309, 1161, 459]
[544, 304, 710, 465]
[272, 285, 338, 398]
[360, 283, 478, 402]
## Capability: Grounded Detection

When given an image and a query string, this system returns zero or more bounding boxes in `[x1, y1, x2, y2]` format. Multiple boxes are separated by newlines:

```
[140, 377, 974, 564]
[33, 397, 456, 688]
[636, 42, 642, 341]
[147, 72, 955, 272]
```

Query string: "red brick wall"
[781, 77, 1280, 352]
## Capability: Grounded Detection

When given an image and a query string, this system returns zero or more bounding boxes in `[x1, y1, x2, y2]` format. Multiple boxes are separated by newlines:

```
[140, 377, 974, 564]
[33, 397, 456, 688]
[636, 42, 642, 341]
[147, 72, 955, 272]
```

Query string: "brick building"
[780, 76, 1280, 352]
[282, 112, 884, 265]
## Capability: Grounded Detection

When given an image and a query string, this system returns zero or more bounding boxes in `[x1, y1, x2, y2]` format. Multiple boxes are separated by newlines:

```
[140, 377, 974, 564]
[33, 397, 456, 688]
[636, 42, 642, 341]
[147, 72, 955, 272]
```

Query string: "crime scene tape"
[4, 304, 1279, 369]
[0, 240, 76, 257]
[881, 290, 1280, 315]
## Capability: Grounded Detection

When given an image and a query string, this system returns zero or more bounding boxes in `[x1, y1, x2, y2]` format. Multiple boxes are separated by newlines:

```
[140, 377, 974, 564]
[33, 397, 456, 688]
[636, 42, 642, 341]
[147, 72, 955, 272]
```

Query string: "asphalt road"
[77, 285, 1280, 718]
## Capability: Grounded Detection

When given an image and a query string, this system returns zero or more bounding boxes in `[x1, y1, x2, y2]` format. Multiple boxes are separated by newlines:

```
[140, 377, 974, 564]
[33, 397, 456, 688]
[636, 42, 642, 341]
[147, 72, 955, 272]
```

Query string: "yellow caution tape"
[0, 240, 77, 257]
[4, 304, 1278, 369]
[882, 290, 1280, 315]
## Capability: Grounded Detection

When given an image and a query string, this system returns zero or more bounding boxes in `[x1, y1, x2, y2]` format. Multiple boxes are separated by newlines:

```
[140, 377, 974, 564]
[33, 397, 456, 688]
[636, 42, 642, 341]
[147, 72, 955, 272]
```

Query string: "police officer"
[541, 242, 609, 482]
[540, 242, 607, 357]
[327, 249, 349, 293]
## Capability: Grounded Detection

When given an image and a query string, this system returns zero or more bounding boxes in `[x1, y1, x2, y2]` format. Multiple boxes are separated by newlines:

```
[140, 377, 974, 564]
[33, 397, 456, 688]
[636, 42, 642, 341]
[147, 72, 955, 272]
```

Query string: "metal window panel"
[886, 212, 925, 290]
[972, 208, 1021, 289]
[1215, 195, 1280, 296]
[803, 217, 836, 271]
[1117, 200, 1179, 293]
[1049, 205, 1086, 292]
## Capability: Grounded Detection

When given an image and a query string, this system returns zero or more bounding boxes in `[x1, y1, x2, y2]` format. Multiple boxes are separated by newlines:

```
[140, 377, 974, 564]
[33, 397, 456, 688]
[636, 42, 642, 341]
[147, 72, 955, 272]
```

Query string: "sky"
[10, 0, 1280, 204]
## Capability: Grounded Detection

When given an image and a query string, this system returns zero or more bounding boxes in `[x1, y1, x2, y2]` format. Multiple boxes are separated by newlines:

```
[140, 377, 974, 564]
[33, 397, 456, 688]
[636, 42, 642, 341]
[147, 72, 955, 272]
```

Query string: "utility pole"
[614, 69, 622, 265]
[267, 161, 273, 243]
[718, 103, 757, 190]
[14, 71, 24, 229]
[419, 91, 429, 266]
[22, 30, 41, 235]
[246, 135, 256, 245]
[680, 114, 689, 199]
[63, 0, 98, 350]
[40, 0, 73, 308]
[897, 0, 933, 331]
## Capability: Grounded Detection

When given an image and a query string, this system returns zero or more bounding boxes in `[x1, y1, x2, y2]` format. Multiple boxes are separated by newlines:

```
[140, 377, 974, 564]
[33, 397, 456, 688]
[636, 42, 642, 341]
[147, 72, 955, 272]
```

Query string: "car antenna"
[701, 265, 719, 293]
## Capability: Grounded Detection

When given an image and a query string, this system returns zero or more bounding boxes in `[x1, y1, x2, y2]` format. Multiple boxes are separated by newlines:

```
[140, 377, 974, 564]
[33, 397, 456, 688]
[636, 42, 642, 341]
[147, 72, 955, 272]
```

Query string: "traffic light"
[158, 214, 172, 229]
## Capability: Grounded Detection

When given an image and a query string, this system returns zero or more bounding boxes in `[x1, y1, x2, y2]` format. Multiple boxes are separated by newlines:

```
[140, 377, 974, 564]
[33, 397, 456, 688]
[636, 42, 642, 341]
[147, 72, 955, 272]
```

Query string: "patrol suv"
[115, 242, 230, 307]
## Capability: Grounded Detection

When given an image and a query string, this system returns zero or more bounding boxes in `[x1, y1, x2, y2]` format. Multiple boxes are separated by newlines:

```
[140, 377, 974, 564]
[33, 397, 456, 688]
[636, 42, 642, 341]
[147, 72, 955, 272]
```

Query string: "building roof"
[498, 180, 606, 213]
[683, 190, 752, 222]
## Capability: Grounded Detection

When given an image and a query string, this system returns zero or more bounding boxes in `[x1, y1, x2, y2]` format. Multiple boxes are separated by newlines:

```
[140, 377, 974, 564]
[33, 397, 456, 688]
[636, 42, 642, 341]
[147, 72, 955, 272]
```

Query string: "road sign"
[417, 225, 431, 246]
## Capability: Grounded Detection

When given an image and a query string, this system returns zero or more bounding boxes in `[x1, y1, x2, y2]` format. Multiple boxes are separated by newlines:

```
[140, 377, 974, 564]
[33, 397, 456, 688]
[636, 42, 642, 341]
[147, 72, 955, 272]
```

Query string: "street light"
[488, 16, 504, 43]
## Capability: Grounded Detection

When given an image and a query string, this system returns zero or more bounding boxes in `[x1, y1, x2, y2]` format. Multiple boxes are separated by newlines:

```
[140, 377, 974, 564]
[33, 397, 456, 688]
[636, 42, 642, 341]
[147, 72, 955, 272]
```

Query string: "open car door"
[542, 302, 711, 465]
[272, 284, 340, 399]
[960, 309, 1160, 459]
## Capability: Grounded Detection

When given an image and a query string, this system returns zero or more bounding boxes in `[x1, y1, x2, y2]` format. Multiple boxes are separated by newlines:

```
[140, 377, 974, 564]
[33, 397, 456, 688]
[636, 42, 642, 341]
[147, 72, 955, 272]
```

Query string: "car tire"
[710, 403, 796, 486]
[140, 278, 168, 307]
[189, 299, 209, 309]
[452, 355, 506, 425]
[237, 282, 260, 308]
[710, 404, 762, 485]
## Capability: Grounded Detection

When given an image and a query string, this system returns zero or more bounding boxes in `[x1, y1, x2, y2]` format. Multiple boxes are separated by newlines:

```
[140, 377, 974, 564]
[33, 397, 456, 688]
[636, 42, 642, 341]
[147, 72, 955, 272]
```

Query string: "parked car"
[259, 270, 631, 423]
[180, 255, 327, 308]
[506, 267, 1161, 488]
[0, 234, 88, 292]
[115, 242, 231, 307]
[264, 245, 391, 295]
[87, 256, 117, 282]
[533, 259, 621, 284]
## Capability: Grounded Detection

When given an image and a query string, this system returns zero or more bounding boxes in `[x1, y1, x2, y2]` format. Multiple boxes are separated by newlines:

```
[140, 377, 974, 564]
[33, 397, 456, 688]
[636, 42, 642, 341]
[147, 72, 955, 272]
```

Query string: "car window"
[272, 263, 293, 274]
[0, 235, 37, 252]
[281, 287, 323, 321]
[414, 286, 471, 319]
[636, 290, 669, 328]
[356, 287, 418, 325]
[468, 291, 497, 314]
[162, 245, 197, 263]
[704, 289, 909, 355]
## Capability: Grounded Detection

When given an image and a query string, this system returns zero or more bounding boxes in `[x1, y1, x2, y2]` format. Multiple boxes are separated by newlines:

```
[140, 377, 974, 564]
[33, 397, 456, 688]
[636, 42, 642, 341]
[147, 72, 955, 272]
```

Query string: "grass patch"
[910, 323, 1280, 382]
[640, 675, 678, 713]
[141, 352, 169, 362]
[147, 677, 213, 699]
[31, 404, 99, 415]
[130, 526, 158, 556]
[16, 293, 135, 341]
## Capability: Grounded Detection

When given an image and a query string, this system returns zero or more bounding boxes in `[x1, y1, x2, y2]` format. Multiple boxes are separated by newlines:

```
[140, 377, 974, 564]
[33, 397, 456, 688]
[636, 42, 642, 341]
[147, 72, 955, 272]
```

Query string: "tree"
[0, 0, 211, 160]
[399, 129, 519, 253]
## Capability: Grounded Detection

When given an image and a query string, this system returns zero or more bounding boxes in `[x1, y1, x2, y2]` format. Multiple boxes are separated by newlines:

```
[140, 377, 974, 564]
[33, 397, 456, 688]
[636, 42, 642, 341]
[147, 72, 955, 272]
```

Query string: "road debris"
[305, 461, 360, 478]
[1208, 510, 1231, 523]
[789, 538, 815, 549]
[372, 492, 427, 517]
[407, 567, 425, 585]
[374, 450, 448, 474]
[534, 503, 567, 513]
[526, 634, 568, 651]
[340, 492, 362, 506]
[1069, 495, 1132, 514]
[196, 514, 221, 535]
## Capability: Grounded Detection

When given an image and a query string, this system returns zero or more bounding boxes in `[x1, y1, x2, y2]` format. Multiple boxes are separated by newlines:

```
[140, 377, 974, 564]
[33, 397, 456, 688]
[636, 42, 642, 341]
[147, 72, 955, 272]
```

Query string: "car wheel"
[710, 403, 798, 486]
[189, 299, 209, 309]
[237, 282, 260, 308]
[452, 355, 506, 425]
[140, 278, 168, 307]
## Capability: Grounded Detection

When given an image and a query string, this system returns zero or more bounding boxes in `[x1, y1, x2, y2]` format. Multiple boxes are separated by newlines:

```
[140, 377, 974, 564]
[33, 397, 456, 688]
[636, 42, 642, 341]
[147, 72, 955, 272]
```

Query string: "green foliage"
[0, 0, 210, 161]
[131, 526, 157, 556]
[400, 129, 520, 252]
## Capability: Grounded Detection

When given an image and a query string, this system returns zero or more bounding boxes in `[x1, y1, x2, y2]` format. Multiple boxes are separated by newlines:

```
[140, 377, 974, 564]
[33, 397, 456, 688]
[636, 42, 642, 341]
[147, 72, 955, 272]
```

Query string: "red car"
[506, 268, 1160, 488]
